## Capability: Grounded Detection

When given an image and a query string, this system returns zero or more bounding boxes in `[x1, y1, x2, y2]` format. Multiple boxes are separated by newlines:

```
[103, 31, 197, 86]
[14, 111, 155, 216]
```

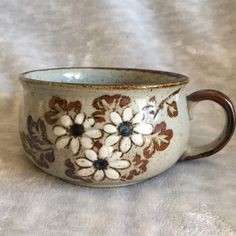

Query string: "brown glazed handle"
[182, 89, 235, 160]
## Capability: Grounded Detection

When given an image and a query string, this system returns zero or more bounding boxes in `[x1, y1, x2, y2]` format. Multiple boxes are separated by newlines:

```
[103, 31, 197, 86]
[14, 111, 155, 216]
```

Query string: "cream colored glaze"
[19, 69, 190, 187]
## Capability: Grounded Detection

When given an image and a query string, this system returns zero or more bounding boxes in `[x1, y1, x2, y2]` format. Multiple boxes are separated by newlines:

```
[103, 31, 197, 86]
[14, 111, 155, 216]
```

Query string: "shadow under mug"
[19, 67, 235, 187]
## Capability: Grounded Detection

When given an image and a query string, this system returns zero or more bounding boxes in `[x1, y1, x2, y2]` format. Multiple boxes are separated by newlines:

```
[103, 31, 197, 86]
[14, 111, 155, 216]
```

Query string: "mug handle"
[181, 89, 235, 161]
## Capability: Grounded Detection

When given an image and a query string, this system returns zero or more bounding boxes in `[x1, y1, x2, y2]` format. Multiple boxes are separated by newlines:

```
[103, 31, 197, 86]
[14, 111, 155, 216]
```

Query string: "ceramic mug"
[19, 68, 235, 187]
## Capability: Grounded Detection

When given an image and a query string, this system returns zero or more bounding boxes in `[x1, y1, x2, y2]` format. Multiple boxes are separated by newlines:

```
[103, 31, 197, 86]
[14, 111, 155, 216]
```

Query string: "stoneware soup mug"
[19, 68, 235, 187]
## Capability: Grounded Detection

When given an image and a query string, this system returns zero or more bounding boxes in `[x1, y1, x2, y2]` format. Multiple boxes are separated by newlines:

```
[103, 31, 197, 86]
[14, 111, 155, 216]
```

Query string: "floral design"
[20, 116, 54, 168]
[143, 88, 180, 119]
[65, 159, 92, 183]
[31, 89, 181, 182]
[103, 107, 153, 153]
[122, 154, 149, 180]
[92, 94, 130, 123]
[167, 101, 178, 117]
[143, 121, 173, 158]
[75, 148, 130, 181]
[53, 113, 102, 155]
[44, 96, 81, 125]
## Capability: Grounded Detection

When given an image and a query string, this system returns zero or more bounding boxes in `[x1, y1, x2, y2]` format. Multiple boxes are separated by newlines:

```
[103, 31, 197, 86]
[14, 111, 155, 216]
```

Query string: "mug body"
[19, 68, 189, 187]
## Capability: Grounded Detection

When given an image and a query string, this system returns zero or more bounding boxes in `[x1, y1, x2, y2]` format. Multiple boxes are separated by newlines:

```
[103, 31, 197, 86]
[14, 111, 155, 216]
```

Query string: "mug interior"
[20, 67, 188, 88]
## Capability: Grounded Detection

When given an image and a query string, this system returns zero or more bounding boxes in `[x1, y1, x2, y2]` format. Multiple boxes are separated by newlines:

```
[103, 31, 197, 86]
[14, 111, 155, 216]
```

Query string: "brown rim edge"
[19, 67, 189, 90]
[184, 89, 236, 160]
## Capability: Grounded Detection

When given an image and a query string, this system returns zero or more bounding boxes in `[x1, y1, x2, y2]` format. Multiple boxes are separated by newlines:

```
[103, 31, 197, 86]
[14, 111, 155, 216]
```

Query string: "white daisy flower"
[53, 113, 102, 155]
[103, 107, 153, 153]
[75, 147, 130, 181]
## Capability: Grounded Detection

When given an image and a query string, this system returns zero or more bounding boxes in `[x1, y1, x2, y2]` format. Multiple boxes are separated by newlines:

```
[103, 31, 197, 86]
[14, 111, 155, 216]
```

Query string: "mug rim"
[19, 67, 189, 90]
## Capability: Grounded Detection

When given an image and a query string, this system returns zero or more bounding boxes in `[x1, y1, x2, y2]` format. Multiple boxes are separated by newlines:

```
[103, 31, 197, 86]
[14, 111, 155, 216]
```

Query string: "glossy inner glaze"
[20, 67, 188, 87]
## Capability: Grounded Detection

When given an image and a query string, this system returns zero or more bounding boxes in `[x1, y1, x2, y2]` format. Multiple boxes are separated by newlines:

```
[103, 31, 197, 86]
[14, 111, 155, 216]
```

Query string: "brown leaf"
[92, 110, 106, 123]
[65, 159, 74, 169]
[167, 101, 178, 117]
[36, 154, 49, 168]
[20, 132, 50, 169]
[67, 101, 81, 114]
[152, 122, 173, 151]
[20, 132, 36, 157]
[37, 118, 51, 144]
[153, 121, 166, 134]
[44, 150, 55, 162]
[45, 96, 81, 125]
[143, 140, 155, 158]
[119, 96, 131, 107]
[64, 159, 92, 182]
[92, 94, 131, 123]
[133, 154, 149, 171]
[93, 94, 130, 110]
[27, 116, 51, 150]
[44, 110, 59, 125]
[123, 154, 149, 180]
[49, 96, 67, 111]
[125, 170, 140, 180]
[143, 122, 173, 158]
[27, 116, 45, 149]
[20, 116, 55, 169]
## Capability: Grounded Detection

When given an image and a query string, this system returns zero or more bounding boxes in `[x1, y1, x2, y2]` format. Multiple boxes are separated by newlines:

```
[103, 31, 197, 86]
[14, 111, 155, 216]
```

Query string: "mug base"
[59, 177, 145, 188]
[27, 156, 149, 188]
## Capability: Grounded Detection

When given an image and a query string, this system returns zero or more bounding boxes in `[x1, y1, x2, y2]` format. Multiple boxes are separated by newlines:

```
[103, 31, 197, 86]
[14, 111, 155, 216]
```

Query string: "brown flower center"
[70, 124, 85, 137]
[118, 121, 133, 137]
[93, 159, 109, 170]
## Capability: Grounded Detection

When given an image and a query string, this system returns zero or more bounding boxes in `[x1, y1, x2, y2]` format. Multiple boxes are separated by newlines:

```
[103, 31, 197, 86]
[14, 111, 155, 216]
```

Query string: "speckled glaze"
[19, 68, 235, 187]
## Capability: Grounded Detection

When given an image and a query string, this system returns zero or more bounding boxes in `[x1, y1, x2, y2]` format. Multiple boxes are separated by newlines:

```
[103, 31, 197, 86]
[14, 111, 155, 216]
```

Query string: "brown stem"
[153, 88, 181, 119]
